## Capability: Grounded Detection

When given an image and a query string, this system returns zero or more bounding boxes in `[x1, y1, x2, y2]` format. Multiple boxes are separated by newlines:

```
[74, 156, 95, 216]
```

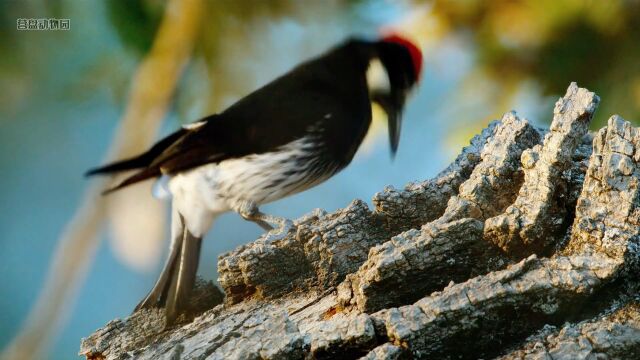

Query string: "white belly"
[164, 138, 337, 235]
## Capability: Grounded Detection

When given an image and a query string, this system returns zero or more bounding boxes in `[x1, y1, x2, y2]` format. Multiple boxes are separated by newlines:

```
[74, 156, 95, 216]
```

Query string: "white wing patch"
[182, 120, 207, 130]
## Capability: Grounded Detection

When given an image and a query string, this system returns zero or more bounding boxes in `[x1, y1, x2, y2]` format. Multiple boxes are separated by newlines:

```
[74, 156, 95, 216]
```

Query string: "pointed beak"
[373, 93, 404, 157]
[388, 109, 402, 156]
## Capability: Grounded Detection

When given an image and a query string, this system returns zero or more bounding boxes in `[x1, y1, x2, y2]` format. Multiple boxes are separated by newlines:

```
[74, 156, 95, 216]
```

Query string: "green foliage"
[434, 0, 640, 128]
[106, 0, 165, 55]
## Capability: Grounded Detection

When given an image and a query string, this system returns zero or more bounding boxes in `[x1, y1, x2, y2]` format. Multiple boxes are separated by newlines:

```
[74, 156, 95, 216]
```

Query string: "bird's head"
[367, 33, 423, 156]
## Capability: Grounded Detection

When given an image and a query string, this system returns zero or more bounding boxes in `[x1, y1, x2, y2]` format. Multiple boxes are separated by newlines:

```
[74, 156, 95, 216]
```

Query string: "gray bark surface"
[485, 83, 600, 257]
[80, 83, 640, 359]
[498, 301, 640, 359]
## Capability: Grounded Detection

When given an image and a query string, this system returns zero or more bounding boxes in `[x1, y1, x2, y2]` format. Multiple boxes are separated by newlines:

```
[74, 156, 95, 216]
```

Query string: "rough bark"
[485, 83, 600, 257]
[80, 83, 640, 360]
[338, 111, 541, 312]
[498, 301, 640, 359]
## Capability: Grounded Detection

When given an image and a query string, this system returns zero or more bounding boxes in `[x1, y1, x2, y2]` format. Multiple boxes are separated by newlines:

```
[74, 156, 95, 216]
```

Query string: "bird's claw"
[235, 200, 296, 237]
[263, 219, 294, 242]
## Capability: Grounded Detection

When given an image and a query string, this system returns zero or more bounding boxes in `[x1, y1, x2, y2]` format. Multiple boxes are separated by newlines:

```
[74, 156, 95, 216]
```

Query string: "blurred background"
[1, 0, 639, 358]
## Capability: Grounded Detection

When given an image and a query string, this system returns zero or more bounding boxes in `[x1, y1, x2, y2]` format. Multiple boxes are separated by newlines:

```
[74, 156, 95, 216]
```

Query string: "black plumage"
[89, 38, 418, 192]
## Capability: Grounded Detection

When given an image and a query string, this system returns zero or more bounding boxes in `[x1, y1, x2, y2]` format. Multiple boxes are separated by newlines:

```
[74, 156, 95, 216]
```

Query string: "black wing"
[90, 39, 374, 193]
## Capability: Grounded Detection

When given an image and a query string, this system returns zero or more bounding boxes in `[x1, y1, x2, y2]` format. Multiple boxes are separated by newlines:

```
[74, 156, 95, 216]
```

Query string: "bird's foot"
[236, 200, 295, 241]
[263, 218, 294, 242]
[237, 201, 274, 231]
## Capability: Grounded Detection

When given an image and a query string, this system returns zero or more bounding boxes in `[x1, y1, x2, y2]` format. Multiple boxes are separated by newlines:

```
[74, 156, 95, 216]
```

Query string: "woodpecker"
[87, 34, 422, 324]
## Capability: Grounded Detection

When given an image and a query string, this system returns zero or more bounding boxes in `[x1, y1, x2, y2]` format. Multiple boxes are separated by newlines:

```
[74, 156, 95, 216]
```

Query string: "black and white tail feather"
[135, 212, 201, 324]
